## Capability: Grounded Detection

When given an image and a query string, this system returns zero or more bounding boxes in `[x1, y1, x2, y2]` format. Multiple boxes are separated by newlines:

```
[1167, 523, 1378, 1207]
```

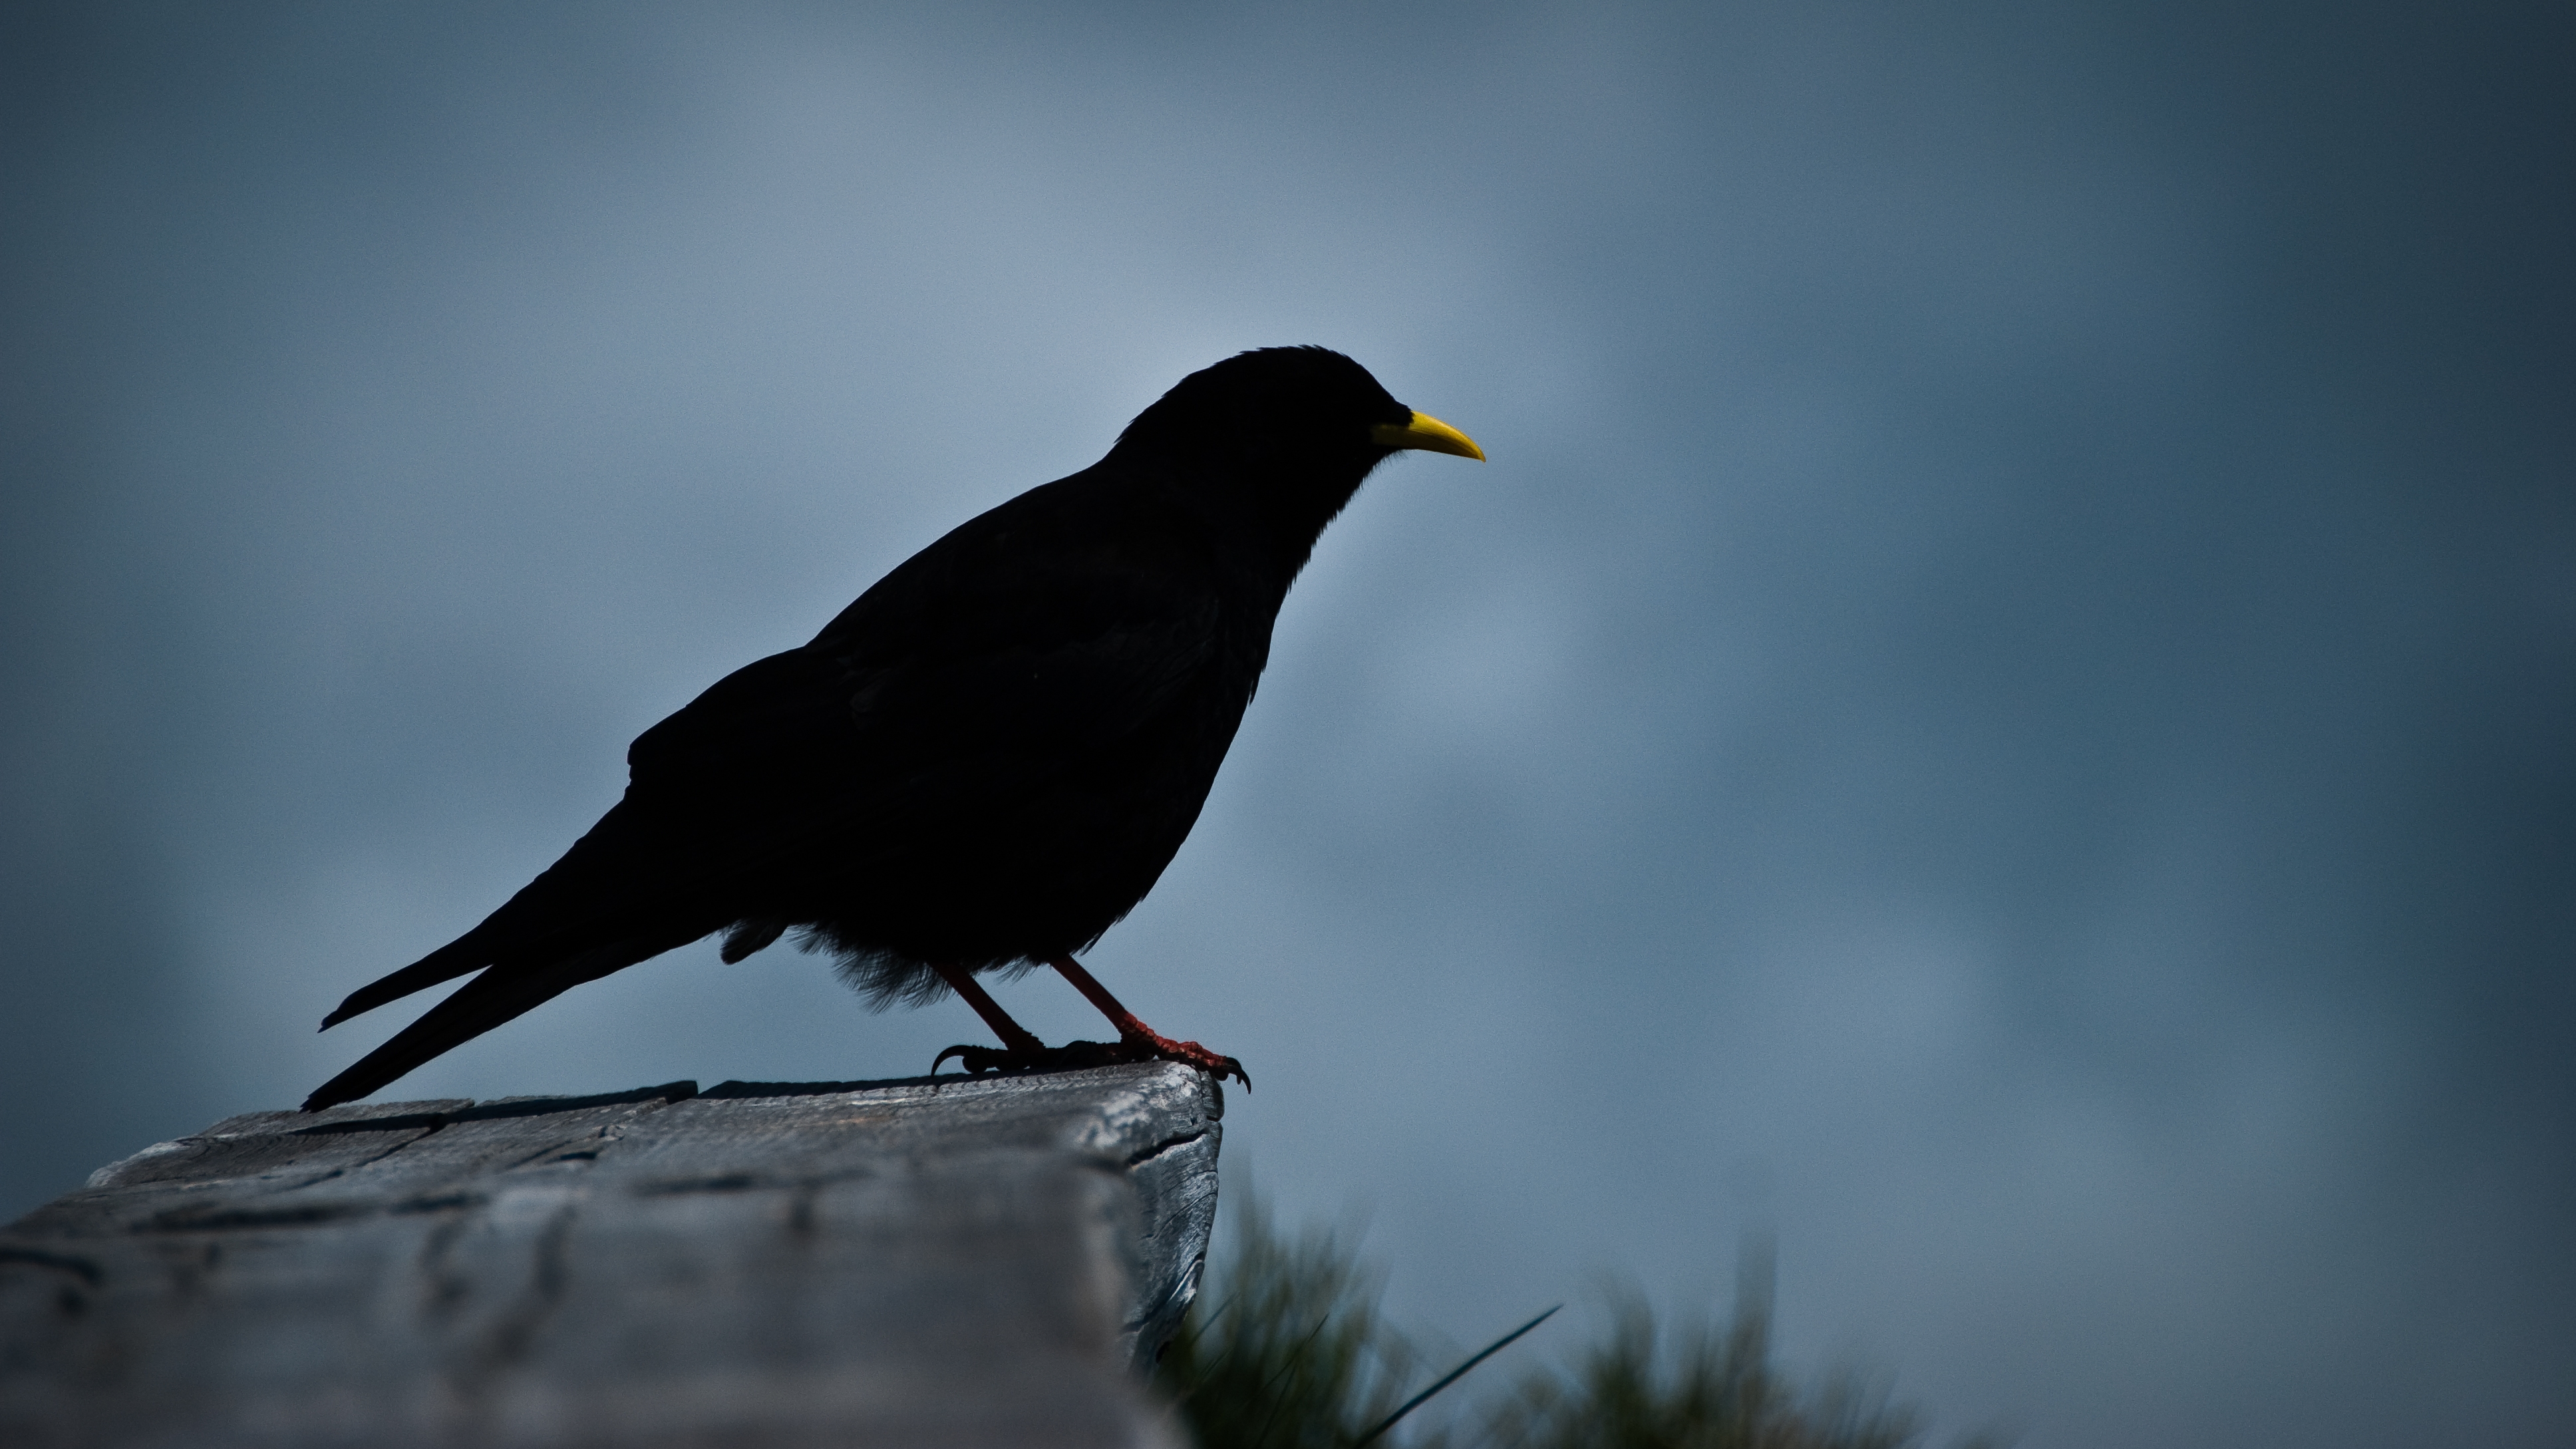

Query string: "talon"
[1039, 956, 1245, 1090]
[1116, 1033, 1249, 1090]
[929, 1032, 1245, 1084]
[934, 1043, 1017, 1075]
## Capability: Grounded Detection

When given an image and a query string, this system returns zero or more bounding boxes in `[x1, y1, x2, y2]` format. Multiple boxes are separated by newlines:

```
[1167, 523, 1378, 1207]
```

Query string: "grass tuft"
[1158, 1191, 1430, 1449]
[1159, 1196, 2006, 1449]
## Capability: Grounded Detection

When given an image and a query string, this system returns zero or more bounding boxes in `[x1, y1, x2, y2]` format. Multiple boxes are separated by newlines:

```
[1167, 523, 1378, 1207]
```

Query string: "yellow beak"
[1371, 410, 1486, 461]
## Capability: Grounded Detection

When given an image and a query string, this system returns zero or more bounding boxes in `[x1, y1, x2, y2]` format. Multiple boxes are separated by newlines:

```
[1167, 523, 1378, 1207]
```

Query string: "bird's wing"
[669, 471, 1237, 836]
[323, 477, 1228, 1027]
[628, 560, 1227, 860]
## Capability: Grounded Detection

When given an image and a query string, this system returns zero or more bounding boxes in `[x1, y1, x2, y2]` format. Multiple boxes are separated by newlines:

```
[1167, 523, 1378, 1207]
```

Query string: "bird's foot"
[931, 1033, 1247, 1089]
[932, 1038, 1134, 1077]
[1112, 1029, 1250, 1090]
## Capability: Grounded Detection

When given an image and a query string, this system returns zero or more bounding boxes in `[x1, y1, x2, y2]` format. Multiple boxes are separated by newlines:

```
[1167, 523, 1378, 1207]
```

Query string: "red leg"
[1047, 955, 1249, 1088]
[931, 963, 1049, 1072]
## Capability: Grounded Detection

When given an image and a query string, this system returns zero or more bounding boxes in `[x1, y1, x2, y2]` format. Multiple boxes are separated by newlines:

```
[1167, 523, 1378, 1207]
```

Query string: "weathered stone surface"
[0, 1061, 1221, 1448]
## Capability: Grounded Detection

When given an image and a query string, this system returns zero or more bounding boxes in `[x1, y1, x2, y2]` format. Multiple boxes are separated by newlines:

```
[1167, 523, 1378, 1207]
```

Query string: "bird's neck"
[1120, 450, 1376, 599]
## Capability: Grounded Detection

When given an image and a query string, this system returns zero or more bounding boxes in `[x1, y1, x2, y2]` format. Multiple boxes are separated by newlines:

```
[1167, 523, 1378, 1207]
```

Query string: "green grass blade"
[1352, 1304, 1561, 1447]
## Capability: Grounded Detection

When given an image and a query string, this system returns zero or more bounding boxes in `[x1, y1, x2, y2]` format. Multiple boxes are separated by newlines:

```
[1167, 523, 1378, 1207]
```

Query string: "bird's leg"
[1046, 954, 1249, 1088]
[929, 957, 1248, 1088]
[930, 963, 1051, 1074]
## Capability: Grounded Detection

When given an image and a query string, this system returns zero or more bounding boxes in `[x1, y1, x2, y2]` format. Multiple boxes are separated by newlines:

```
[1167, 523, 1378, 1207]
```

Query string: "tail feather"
[319, 801, 685, 1030]
[319, 934, 496, 1029]
[301, 931, 694, 1112]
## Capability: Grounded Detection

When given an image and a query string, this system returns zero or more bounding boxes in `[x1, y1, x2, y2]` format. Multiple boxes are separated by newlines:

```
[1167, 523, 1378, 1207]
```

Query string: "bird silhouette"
[304, 347, 1482, 1111]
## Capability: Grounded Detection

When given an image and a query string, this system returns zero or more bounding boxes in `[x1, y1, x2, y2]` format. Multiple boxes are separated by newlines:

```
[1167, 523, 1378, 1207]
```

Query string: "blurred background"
[3, 4, 2569, 1445]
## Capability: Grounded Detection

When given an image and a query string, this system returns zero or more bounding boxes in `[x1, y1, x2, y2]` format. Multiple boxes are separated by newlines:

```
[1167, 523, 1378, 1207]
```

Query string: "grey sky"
[5, 5, 2569, 1446]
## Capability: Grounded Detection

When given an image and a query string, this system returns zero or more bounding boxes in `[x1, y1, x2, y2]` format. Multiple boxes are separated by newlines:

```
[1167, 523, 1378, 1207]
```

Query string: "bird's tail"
[301, 932, 688, 1112]
[318, 798, 687, 1033]
[318, 933, 497, 1029]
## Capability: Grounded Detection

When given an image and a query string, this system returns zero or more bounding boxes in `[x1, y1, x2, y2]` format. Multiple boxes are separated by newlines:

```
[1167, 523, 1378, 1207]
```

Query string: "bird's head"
[1108, 347, 1482, 513]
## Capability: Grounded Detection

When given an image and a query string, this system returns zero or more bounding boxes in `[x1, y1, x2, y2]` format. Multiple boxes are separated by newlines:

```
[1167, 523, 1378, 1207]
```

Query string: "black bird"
[303, 347, 1482, 1112]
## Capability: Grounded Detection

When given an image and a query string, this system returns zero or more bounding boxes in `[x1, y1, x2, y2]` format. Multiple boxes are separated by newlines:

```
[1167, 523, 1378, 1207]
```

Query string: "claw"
[1178, 1046, 1249, 1090]
[1114, 1032, 1249, 1090]
[1035, 955, 1246, 1090]
[933, 1043, 1017, 1076]
[929, 1034, 1244, 1086]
